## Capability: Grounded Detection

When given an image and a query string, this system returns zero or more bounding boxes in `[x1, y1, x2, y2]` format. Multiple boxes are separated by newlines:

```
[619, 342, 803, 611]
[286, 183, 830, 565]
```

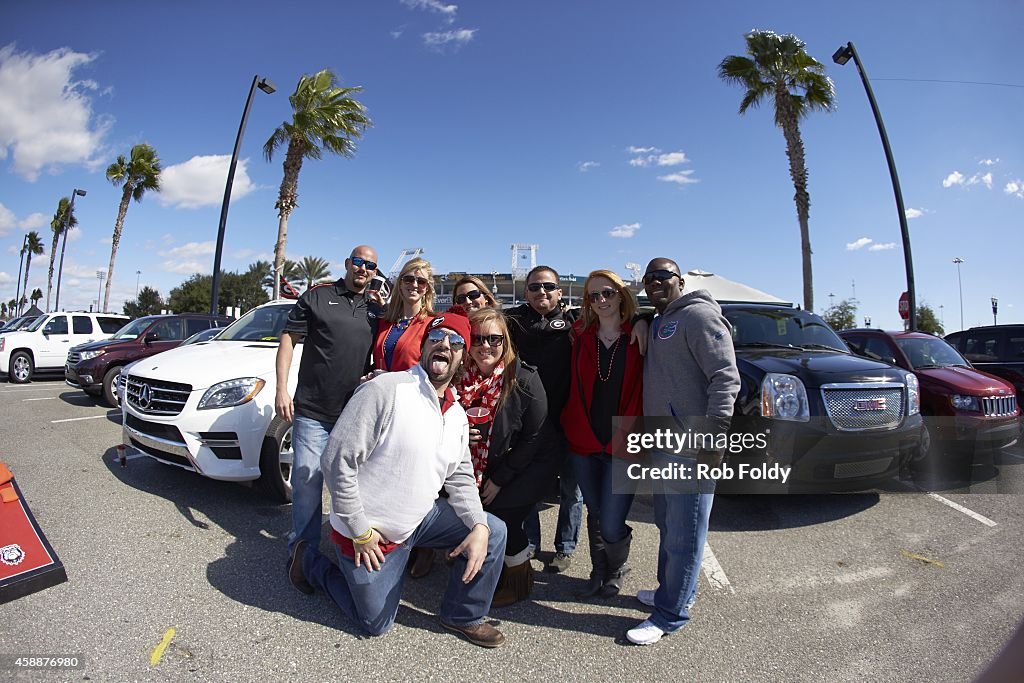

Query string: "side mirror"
[144, 332, 159, 344]
[881, 355, 897, 366]
[42, 324, 55, 336]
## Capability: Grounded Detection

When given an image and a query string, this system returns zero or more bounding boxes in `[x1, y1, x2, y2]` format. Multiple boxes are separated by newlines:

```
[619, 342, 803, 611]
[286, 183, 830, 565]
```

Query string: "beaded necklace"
[597, 334, 622, 382]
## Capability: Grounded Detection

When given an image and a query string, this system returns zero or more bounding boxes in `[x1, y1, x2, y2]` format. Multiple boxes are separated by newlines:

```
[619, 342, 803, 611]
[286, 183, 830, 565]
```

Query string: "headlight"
[198, 378, 266, 410]
[906, 373, 920, 416]
[951, 394, 980, 412]
[79, 349, 106, 360]
[761, 373, 809, 421]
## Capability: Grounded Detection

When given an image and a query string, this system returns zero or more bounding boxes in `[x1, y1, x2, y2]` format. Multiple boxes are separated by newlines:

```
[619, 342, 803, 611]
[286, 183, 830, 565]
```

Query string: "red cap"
[428, 309, 471, 343]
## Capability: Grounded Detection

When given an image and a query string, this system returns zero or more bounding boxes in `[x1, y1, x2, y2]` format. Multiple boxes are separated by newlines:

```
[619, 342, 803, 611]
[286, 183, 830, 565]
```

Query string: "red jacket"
[372, 315, 430, 372]
[561, 318, 643, 456]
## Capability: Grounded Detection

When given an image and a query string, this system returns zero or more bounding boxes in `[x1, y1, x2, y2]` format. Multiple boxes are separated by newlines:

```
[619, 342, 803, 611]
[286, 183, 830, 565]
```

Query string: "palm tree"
[264, 69, 371, 299]
[718, 30, 835, 312]
[1, 302, 7, 319]
[20, 231, 44, 314]
[295, 256, 332, 290]
[104, 143, 162, 312]
[30, 288, 42, 307]
[46, 196, 78, 311]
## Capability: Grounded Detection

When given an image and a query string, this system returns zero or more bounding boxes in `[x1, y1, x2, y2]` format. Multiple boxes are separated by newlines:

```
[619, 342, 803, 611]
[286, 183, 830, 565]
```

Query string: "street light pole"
[54, 188, 86, 312]
[991, 297, 998, 326]
[95, 270, 105, 313]
[14, 234, 28, 315]
[135, 270, 141, 301]
[953, 257, 965, 331]
[210, 74, 275, 315]
[833, 41, 916, 331]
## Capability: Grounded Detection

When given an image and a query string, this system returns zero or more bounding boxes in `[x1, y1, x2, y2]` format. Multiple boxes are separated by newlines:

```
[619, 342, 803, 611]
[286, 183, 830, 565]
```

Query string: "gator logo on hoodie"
[657, 321, 678, 340]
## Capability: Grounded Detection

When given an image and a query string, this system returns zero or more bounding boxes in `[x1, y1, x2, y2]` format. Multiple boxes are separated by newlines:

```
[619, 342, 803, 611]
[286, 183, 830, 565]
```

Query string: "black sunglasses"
[455, 290, 484, 304]
[588, 288, 618, 303]
[527, 282, 560, 293]
[642, 269, 680, 285]
[401, 274, 430, 288]
[426, 328, 465, 350]
[350, 256, 378, 271]
[471, 333, 504, 347]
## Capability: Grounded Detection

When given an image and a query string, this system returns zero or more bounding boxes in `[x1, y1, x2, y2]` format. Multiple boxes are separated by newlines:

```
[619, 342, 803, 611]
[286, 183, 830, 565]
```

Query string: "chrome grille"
[125, 374, 192, 416]
[982, 395, 1018, 417]
[67, 350, 82, 365]
[822, 383, 905, 432]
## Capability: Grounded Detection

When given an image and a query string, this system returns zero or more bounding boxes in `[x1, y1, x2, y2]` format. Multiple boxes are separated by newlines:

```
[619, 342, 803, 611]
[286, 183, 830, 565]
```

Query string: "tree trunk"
[22, 255, 33, 308]
[104, 185, 133, 312]
[777, 85, 814, 313]
[272, 140, 304, 300]
[45, 231, 59, 312]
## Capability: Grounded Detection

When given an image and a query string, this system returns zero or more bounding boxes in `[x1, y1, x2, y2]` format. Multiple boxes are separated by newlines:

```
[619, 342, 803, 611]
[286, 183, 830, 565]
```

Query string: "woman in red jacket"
[371, 258, 435, 373]
[561, 269, 643, 599]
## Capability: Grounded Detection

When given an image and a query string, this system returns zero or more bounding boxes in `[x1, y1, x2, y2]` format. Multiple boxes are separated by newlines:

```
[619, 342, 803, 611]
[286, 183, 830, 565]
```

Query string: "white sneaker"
[636, 589, 656, 607]
[626, 619, 666, 646]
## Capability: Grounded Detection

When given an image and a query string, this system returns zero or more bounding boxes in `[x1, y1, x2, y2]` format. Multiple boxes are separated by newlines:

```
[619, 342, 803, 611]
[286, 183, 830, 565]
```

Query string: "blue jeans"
[289, 415, 334, 551]
[571, 453, 634, 543]
[648, 452, 714, 634]
[302, 499, 508, 635]
[525, 456, 582, 554]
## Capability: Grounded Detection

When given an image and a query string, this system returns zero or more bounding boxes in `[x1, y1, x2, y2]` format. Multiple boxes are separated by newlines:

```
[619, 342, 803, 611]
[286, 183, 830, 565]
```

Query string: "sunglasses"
[588, 288, 618, 303]
[642, 269, 681, 285]
[401, 274, 431, 288]
[527, 282, 560, 293]
[454, 290, 484, 304]
[426, 328, 465, 350]
[350, 256, 377, 271]
[471, 334, 504, 347]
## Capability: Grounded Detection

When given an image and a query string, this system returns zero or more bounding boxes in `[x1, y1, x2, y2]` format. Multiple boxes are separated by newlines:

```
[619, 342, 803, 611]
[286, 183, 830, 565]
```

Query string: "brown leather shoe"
[288, 540, 314, 595]
[408, 547, 435, 578]
[441, 621, 506, 648]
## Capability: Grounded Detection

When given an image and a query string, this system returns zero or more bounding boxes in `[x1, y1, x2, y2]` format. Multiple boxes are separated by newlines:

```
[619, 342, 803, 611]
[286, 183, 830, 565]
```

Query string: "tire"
[9, 351, 33, 384]
[102, 367, 122, 408]
[258, 416, 293, 503]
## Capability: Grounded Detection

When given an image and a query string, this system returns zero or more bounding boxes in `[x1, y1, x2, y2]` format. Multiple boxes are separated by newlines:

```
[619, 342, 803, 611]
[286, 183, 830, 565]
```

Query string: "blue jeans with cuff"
[289, 414, 334, 551]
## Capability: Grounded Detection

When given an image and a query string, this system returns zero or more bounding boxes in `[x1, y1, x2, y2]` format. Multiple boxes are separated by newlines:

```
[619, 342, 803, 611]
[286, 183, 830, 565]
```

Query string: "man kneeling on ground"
[288, 313, 508, 648]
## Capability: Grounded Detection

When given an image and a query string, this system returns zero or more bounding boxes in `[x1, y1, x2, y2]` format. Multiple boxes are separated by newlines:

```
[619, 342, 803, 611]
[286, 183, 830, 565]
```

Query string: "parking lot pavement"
[1, 380, 1022, 681]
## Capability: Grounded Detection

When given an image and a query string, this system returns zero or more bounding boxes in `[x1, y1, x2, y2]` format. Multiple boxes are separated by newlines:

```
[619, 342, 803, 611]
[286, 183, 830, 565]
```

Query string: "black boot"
[600, 527, 632, 598]
[576, 514, 607, 599]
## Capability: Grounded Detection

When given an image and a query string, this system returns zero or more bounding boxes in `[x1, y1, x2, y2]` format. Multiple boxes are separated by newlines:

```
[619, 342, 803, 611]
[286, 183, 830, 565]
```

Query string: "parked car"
[1, 314, 43, 333]
[66, 313, 231, 407]
[180, 326, 224, 346]
[0, 311, 128, 383]
[840, 329, 1020, 460]
[721, 304, 922, 491]
[944, 325, 1024, 404]
[121, 301, 300, 502]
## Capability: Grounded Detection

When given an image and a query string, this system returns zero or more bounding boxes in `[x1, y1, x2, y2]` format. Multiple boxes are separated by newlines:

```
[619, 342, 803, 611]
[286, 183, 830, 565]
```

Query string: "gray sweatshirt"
[643, 289, 741, 428]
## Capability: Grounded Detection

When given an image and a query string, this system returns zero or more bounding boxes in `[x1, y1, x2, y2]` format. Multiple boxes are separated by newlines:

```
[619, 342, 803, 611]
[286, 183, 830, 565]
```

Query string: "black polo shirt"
[285, 280, 375, 423]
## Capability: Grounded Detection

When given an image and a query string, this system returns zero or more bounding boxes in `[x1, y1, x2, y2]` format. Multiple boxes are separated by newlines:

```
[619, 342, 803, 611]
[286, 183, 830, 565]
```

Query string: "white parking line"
[926, 492, 997, 527]
[51, 413, 120, 424]
[701, 542, 734, 594]
[23, 397, 58, 401]
[0, 385, 67, 392]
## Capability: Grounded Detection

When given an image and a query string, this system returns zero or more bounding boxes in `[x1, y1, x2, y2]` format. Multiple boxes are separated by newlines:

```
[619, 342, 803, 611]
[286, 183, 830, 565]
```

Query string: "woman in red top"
[561, 269, 643, 599]
[371, 258, 435, 372]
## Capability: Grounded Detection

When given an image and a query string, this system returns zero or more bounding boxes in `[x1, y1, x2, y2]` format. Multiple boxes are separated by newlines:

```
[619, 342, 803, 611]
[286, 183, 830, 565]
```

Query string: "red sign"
[898, 291, 910, 320]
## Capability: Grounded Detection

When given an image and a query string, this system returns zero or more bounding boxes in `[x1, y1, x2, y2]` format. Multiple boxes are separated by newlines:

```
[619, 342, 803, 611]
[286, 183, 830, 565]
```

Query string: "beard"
[422, 349, 464, 389]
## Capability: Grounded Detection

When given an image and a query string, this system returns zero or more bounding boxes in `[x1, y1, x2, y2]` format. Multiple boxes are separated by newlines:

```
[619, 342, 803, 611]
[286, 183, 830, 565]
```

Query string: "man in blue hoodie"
[627, 258, 740, 646]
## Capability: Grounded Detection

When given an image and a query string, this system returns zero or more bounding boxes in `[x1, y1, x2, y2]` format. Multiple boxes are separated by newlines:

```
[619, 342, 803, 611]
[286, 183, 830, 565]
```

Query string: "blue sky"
[2, 0, 1020, 330]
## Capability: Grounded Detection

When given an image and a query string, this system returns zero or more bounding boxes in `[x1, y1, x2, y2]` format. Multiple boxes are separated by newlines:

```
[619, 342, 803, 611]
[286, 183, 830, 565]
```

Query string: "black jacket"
[505, 303, 580, 422]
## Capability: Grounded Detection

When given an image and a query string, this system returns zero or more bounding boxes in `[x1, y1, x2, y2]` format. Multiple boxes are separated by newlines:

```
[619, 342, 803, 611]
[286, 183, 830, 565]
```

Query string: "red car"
[840, 329, 1020, 460]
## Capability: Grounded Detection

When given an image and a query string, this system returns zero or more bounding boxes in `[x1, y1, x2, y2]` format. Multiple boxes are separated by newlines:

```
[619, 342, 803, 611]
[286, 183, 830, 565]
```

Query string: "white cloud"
[390, 29, 404, 39]
[66, 227, 84, 242]
[0, 45, 112, 181]
[231, 248, 259, 259]
[577, 161, 599, 172]
[19, 212, 47, 230]
[629, 156, 651, 167]
[161, 241, 215, 259]
[401, 0, 458, 21]
[656, 152, 688, 166]
[158, 155, 255, 209]
[978, 172, 992, 189]
[609, 222, 640, 238]
[161, 233, 174, 245]
[979, 158, 999, 166]
[943, 170, 992, 189]
[657, 170, 699, 185]
[905, 208, 924, 219]
[422, 29, 476, 49]
[162, 260, 208, 275]
[868, 242, 897, 251]
[0, 202, 15, 236]
[846, 237, 872, 251]
[0, 271, 12, 284]
[1005, 180, 1024, 199]
[942, 171, 965, 187]
[627, 146, 659, 154]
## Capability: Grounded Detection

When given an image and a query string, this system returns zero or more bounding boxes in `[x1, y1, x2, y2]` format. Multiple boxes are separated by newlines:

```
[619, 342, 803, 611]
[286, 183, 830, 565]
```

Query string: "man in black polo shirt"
[276, 245, 379, 564]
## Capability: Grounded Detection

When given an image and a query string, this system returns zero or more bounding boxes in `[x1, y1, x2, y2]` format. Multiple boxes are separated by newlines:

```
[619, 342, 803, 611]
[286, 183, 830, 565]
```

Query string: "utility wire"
[873, 77, 1024, 89]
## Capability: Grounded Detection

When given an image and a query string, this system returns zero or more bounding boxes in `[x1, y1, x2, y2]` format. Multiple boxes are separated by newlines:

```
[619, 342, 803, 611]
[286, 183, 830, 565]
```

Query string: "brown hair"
[467, 307, 518, 410]
[580, 269, 636, 330]
[385, 258, 435, 323]
[452, 275, 498, 308]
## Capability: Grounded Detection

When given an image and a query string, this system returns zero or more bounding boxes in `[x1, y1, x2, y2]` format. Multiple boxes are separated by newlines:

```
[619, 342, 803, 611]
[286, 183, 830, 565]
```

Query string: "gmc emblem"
[853, 398, 887, 412]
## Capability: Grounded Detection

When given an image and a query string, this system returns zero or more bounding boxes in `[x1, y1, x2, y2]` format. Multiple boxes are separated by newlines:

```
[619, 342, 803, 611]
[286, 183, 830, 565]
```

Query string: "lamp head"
[74, 188, 87, 197]
[832, 45, 853, 65]
[257, 77, 276, 95]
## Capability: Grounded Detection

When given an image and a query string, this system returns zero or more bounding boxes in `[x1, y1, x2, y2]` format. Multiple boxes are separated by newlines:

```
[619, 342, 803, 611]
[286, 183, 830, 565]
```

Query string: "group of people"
[276, 245, 741, 648]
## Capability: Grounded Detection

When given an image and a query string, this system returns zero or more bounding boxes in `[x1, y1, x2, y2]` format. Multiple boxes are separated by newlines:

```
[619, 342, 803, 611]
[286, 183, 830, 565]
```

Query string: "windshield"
[895, 337, 969, 369]
[113, 316, 162, 340]
[725, 307, 848, 352]
[25, 315, 49, 332]
[216, 303, 296, 342]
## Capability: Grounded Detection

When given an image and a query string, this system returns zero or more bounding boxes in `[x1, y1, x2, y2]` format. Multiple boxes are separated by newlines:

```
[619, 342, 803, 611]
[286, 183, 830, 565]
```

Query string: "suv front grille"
[67, 350, 82, 365]
[982, 395, 1018, 417]
[125, 375, 192, 415]
[822, 384, 905, 432]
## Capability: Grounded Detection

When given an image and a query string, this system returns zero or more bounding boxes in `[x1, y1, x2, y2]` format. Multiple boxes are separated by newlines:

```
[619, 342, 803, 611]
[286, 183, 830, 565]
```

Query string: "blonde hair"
[385, 258, 435, 322]
[452, 275, 498, 308]
[580, 269, 636, 330]
[467, 307, 518, 410]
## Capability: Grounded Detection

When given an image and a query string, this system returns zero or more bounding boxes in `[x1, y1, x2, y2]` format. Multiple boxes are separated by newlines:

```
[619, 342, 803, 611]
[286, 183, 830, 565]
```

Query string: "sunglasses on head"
[454, 290, 484, 304]
[527, 282, 560, 293]
[642, 269, 680, 285]
[588, 288, 618, 303]
[401, 274, 430, 288]
[350, 256, 377, 271]
[471, 333, 504, 347]
[426, 328, 465, 350]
